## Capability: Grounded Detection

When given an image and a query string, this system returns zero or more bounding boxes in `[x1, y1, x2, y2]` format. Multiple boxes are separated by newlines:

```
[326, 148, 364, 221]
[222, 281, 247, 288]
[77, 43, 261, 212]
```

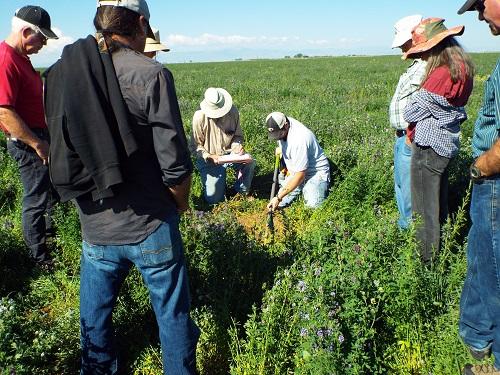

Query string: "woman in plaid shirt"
[402, 17, 474, 262]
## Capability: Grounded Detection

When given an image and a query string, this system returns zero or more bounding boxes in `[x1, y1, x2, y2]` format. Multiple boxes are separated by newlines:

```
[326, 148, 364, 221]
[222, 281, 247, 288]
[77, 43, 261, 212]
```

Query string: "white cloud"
[338, 37, 364, 45]
[166, 33, 330, 48]
[31, 27, 75, 67]
[42, 27, 74, 53]
[307, 39, 329, 45]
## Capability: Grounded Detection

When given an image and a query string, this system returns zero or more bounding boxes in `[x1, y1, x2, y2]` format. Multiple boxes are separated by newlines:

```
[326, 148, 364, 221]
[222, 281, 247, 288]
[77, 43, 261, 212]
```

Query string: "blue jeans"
[394, 136, 412, 229]
[459, 177, 500, 369]
[196, 157, 256, 204]
[6, 129, 55, 261]
[278, 172, 329, 208]
[79, 215, 200, 374]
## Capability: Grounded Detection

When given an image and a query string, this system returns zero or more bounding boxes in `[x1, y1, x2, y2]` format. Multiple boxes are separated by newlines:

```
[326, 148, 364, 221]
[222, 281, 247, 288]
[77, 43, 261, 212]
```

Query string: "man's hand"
[176, 203, 190, 214]
[231, 142, 244, 155]
[33, 139, 49, 164]
[474, 138, 500, 177]
[267, 196, 281, 212]
[207, 154, 220, 164]
[0, 107, 49, 164]
[168, 175, 192, 215]
[275, 146, 282, 157]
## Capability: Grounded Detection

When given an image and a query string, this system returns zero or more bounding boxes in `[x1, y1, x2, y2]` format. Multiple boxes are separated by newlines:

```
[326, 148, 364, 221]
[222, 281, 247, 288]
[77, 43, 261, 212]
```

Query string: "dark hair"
[93, 5, 143, 50]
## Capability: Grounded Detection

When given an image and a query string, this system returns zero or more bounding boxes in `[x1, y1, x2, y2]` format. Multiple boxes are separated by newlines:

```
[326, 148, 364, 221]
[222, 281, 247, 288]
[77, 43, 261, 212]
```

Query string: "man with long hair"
[457, 1, 500, 374]
[44, 1, 199, 373]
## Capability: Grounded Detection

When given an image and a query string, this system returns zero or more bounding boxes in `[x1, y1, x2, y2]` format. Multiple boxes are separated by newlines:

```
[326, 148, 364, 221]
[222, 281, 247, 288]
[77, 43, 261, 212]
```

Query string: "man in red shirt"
[0, 5, 58, 269]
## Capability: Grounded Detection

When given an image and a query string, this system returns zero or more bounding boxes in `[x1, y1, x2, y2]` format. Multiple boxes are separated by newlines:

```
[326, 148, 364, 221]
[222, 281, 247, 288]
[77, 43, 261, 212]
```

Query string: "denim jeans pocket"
[7, 141, 36, 169]
[139, 221, 182, 266]
[82, 240, 104, 261]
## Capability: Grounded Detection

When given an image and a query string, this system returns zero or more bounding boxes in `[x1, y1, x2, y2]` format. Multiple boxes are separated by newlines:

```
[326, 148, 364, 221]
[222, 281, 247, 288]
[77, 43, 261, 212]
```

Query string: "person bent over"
[192, 87, 256, 204]
[0, 5, 59, 269]
[265, 112, 330, 211]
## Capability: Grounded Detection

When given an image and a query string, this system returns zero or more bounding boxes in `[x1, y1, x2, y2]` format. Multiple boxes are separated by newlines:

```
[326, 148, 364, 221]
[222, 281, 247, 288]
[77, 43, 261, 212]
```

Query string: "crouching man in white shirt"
[266, 112, 330, 211]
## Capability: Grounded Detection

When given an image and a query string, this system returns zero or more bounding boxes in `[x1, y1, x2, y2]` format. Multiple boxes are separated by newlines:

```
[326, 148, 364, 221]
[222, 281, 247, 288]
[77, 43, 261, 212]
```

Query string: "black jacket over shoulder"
[44, 35, 138, 202]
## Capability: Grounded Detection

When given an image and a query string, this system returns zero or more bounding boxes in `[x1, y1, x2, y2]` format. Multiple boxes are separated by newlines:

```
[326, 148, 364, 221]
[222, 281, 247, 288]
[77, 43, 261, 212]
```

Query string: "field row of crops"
[0, 53, 498, 374]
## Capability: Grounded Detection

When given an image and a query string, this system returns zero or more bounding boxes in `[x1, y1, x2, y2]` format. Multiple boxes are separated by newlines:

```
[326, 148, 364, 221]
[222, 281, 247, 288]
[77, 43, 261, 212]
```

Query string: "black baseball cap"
[15, 6, 58, 39]
[457, 0, 479, 14]
[266, 112, 288, 140]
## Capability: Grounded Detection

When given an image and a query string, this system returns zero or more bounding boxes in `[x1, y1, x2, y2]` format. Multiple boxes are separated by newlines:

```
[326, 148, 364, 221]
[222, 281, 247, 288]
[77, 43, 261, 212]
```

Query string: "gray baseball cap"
[97, 0, 154, 37]
[457, 0, 479, 14]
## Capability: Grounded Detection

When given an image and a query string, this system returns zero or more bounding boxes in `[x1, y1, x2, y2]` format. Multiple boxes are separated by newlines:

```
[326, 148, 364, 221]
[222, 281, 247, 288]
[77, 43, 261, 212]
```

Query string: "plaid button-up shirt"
[404, 89, 467, 158]
[389, 59, 427, 130]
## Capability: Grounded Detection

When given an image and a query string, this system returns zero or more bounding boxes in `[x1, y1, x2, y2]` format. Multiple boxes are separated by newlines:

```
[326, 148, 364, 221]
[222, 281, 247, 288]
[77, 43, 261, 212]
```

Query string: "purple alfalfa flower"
[193, 210, 205, 219]
[297, 280, 307, 292]
[324, 328, 333, 337]
[338, 333, 345, 344]
[300, 328, 308, 337]
[314, 267, 322, 276]
[316, 329, 324, 338]
[328, 309, 336, 318]
[353, 244, 361, 254]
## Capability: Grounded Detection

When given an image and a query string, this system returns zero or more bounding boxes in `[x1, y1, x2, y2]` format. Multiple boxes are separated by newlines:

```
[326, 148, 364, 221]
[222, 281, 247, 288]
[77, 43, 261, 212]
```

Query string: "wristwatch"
[470, 162, 484, 181]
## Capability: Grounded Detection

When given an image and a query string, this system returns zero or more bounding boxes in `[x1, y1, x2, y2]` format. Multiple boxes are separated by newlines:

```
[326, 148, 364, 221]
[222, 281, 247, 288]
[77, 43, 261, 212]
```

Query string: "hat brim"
[144, 40, 170, 53]
[267, 130, 283, 141]
[458, 0, 478, 14]
[200, 88, 233, 119]
[391, 33, 411, 49]
[402, 25, 465, 59]
[39, 26, 58, 40]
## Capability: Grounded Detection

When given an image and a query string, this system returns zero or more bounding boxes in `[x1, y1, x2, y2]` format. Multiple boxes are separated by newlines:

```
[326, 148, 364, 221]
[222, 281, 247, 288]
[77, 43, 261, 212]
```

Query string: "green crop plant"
[0, 53, 497, 374]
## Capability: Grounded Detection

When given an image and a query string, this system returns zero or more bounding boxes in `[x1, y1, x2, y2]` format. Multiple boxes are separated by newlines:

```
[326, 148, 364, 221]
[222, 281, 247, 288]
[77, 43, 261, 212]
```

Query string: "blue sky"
[0, 1, 498, 67]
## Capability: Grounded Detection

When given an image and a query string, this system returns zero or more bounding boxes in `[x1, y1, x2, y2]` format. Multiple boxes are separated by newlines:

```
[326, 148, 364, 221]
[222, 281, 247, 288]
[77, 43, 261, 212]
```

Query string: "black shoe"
[35, 258, 55, 272]
[468, 344, 492, 361]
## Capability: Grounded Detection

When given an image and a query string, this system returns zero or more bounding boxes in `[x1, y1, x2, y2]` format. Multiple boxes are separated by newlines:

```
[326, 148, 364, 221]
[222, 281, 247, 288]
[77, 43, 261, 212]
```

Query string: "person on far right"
[456, 1, 500, 374]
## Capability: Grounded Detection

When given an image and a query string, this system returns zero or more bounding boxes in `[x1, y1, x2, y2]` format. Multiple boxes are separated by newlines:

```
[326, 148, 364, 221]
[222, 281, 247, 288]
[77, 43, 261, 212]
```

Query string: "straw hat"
[403, 18, 464, 59]
[200, 88, 233, 119]
[391, 14, 423, 49]
[144, 28, 170, 53]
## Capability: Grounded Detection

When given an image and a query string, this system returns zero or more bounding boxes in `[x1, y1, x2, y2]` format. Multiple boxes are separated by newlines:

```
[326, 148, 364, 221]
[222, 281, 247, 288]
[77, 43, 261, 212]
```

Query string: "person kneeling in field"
[192, 87, 256, 204]
[266, 112, 330, 211]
